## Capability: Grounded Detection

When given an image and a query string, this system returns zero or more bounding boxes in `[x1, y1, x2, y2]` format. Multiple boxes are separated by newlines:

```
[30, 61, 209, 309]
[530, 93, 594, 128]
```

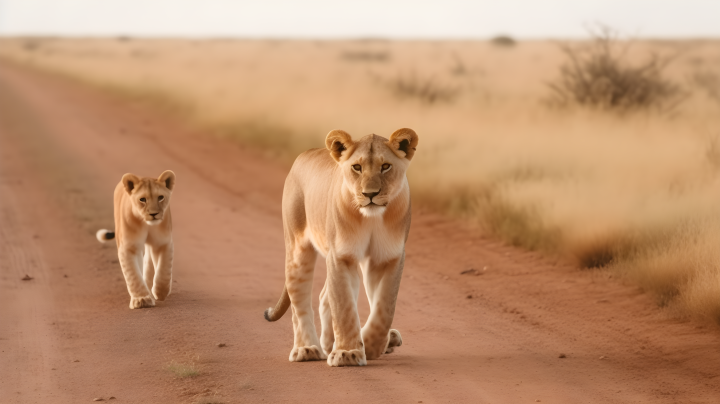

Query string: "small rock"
[466, 295, 472, 299]
[108, 397, 116, 400]
[73, 360, 80, 363]
[217, 343, 227, 348]
[419, 401, 423, 403]
[63, 274, 69, 278]
[599, 355, 607, 360]
[93, 398, 104, 402]
[536, 400, 541, 403]
[558, 353, 566, 358]
[21, 274, 33, 281]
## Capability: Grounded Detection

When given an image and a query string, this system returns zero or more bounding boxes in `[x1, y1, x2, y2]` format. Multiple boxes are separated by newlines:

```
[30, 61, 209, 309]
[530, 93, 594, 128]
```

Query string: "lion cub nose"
[362, 191, 380, 200]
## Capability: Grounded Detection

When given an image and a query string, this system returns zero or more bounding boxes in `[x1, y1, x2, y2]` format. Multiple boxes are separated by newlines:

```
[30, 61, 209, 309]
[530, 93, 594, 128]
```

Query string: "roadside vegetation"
[2, 32, 720, 324]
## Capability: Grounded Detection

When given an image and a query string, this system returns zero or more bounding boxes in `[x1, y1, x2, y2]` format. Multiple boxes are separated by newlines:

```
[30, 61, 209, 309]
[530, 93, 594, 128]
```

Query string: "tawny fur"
[265, 128, 418, 367]
[97, 170, 176, 309]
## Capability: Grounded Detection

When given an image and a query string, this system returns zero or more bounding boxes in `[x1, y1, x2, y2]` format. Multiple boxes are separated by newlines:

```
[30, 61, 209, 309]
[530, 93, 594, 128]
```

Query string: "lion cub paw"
[289, 346, 326, 362]
[327, 349, 367, 367]
[385, 329, 403, 354]
[129, 295, 156, 309]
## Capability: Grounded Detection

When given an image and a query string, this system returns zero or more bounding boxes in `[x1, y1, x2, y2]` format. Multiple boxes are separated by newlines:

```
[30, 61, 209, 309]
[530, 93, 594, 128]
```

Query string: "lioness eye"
[158, 195, 164, 201]
[352, 164, 362, 172]
[382, 163, 391, 171]
[139, 197, 146, 203]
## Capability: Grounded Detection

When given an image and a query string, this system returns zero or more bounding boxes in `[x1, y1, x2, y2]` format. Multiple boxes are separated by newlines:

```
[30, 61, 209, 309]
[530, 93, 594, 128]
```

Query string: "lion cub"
[96, 171, 176, 309]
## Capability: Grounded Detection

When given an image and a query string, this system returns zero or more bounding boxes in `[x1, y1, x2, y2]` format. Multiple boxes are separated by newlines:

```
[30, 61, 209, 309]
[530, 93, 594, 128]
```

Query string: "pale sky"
[0, 0, 718, 39]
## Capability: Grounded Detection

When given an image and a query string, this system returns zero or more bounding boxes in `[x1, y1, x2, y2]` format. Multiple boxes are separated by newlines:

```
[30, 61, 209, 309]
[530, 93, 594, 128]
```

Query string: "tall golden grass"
[2, 37, 720, 323]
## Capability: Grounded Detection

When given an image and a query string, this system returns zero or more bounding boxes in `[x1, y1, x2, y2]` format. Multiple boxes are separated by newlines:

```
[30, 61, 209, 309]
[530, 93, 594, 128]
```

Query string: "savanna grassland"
[2, 35, 720, 323]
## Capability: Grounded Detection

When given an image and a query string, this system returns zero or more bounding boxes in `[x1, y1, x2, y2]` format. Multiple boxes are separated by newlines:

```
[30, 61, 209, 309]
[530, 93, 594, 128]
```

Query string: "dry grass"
[166, 360, 200, 378]
[2, 36, 720, 324]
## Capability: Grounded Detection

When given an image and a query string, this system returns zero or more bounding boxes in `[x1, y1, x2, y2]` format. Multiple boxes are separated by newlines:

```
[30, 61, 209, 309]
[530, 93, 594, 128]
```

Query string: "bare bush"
[548, 26, 683, 111]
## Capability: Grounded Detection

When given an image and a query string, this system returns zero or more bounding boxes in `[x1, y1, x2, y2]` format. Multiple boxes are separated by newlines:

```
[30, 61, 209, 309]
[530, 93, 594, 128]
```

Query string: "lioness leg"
[150, 242, 173, 301]
[326, 252, 366, 366]
[286, 242, 324, 361]
[119, 244, 155, 309]
[142, 244, 155, 291]
[361, 256, 404, 360]
[319, 280, 334, 354]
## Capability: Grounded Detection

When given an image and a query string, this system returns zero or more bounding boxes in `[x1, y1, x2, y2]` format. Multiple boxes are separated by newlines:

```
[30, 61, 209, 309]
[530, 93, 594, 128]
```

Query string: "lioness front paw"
[289, 346, 326, 362]
[327, 349, 366, 367]
[129, 295, 155, 309]
[385, 329, 403, 354]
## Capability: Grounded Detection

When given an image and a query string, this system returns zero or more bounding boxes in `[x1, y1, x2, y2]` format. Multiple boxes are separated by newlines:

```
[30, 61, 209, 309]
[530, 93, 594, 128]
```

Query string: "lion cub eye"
[158, 195, 164, 202]
[352, 164, 362, 172]
[381, 163, 392, 172]
[139, 197, 147, 203]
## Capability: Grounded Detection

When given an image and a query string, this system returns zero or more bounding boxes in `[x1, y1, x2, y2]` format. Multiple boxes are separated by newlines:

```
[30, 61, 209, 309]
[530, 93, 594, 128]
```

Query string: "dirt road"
[1, 62, 719, 404]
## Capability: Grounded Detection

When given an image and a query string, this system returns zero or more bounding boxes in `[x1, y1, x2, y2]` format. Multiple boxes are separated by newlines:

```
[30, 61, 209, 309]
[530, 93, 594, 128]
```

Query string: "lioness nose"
[362, 191, 380, 200]
[150, 212, 159, 218]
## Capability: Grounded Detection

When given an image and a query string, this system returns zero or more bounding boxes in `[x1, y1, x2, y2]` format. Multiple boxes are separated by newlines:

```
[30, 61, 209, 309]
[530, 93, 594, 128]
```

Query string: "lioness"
[265, 128, 418, 367]
[96, 171, 176, 309]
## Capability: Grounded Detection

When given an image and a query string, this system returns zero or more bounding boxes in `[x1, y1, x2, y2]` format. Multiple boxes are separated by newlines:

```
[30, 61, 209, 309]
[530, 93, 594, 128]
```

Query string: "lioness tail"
[264, 285, 290, 322]
[96, 229, 115, 243]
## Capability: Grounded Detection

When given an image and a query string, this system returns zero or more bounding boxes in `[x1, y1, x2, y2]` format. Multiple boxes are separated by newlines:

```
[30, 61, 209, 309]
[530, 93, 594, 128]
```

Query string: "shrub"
[490, 35, 516, 47]
[548, 25, 683, 111]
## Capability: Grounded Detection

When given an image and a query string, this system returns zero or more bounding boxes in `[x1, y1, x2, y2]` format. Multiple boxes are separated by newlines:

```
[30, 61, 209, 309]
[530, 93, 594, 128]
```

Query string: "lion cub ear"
[387, 128, 419, 160]
[122, 173, 140, 195]
[325, 130, 354, 162]
[158, 170, 176, 190]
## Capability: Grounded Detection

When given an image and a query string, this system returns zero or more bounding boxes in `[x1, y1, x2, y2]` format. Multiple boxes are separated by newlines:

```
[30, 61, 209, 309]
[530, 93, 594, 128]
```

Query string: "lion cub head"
[121, 170, 176, 225]
[325, 128, 418, 218]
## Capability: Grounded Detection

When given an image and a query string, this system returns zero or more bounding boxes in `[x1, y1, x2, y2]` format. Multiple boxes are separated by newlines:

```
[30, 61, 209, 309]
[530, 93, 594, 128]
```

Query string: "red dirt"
[1, 61, 719, 404]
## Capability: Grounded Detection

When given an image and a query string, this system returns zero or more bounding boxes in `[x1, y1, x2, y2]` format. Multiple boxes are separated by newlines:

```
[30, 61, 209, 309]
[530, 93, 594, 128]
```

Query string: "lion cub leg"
[326, 253, 366, 367]
[119, 244, 156, 309]
[142, 244, 155, 291]
[361, 257, 404, 360]
[150, 242, 173, 301]
[286, 242, 325, 362]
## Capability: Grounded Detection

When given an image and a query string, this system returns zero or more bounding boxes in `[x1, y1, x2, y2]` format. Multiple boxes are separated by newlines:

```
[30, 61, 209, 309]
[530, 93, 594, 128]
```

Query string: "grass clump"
[384, 71, 459, 103]
[166, 360, 200, 378]
[549, 25, 683, 111]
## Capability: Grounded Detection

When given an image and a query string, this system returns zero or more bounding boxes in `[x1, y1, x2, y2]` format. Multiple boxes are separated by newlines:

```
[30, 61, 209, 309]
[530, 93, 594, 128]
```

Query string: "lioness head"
[121, 170, 176, 225]
[325, 128, 418, 218]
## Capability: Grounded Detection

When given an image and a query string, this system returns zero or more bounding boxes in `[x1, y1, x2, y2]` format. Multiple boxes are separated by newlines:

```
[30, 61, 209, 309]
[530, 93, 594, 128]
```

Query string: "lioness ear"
[387, 128, 419, 160]
[325, 130, 354, 162]
[158, 170, 176, 190]
[122, 173, 140, 195]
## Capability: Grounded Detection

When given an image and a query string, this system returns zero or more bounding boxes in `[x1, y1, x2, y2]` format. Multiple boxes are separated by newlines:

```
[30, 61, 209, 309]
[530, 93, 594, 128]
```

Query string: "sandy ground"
[1, 62, 720, 404]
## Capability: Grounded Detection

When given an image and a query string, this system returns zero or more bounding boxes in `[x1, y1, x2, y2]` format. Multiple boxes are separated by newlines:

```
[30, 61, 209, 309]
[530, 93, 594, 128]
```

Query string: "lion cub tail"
[96, 229, 116, 243]
[264, 285, 290, 322]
